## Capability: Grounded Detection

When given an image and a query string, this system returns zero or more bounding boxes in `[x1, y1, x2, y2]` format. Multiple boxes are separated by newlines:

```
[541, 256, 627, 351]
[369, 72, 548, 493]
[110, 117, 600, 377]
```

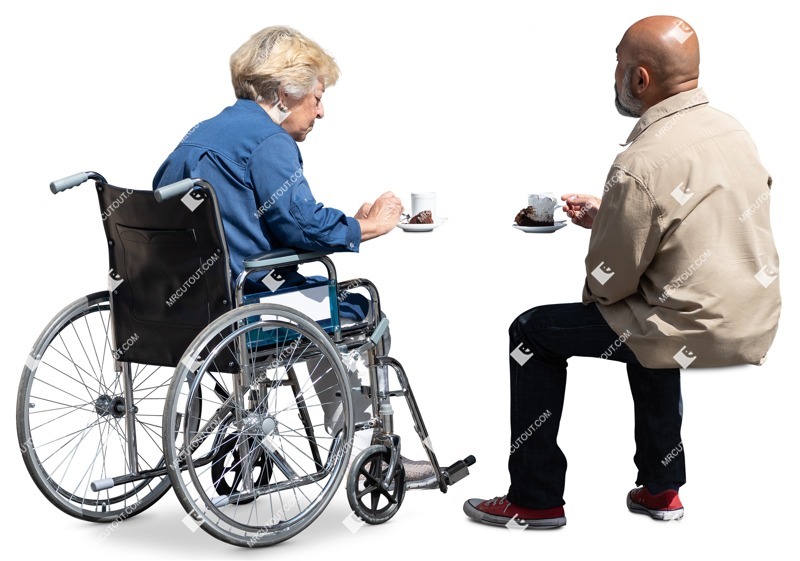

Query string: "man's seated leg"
[465, 302, 634, 529]
[625, 360, 685, 520]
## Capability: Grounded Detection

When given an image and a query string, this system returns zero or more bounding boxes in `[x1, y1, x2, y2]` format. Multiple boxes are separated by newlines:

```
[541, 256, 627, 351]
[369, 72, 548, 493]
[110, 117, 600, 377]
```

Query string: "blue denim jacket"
[153, 99, 361, 290]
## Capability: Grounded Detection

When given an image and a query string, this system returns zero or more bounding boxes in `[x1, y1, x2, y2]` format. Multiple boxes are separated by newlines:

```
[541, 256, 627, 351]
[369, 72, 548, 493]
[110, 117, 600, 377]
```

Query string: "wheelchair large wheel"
[163, 303, 354, 547]
[16, 291, 172, 522]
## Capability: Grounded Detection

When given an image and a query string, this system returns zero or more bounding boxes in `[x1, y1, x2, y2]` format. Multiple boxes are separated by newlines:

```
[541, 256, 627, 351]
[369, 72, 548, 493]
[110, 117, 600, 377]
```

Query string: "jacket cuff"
[344, 217, 361, 252]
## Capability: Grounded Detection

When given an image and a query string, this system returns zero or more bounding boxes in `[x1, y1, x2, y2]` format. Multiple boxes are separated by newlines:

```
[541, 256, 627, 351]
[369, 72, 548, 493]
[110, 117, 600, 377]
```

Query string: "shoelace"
[486, 496, 508, 507]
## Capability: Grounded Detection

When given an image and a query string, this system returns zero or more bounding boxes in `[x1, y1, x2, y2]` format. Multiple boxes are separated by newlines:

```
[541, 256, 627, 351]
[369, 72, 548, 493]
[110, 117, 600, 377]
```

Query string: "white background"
[2, 1, 797, 559]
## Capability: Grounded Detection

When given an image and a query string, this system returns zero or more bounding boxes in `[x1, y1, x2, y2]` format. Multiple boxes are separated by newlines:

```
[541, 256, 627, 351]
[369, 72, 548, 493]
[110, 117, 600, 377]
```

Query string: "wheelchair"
[16, 172, 475, 547]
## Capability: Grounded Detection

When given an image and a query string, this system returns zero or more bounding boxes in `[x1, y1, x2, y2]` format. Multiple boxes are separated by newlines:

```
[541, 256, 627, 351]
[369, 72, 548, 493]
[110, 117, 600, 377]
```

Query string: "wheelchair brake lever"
[355, 317, 390, 355]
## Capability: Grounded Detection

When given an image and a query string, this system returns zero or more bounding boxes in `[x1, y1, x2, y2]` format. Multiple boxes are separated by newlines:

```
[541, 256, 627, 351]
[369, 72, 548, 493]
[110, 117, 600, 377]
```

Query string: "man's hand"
[561, 194, 601, 229]
[356, 192, 403, 241]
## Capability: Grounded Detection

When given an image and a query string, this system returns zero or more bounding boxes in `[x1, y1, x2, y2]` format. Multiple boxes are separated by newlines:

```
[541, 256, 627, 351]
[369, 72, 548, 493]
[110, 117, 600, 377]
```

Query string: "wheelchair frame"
[17, 172, 474, 547]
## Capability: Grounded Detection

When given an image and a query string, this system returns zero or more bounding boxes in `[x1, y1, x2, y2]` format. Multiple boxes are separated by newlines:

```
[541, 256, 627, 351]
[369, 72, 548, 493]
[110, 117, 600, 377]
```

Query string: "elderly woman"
[153, 26, 432, 478]
[153, 26, 402, 298]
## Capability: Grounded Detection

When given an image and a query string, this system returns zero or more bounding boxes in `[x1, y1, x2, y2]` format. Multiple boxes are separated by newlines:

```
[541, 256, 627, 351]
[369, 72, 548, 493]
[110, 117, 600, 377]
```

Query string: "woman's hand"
[354, 202, 372, 220]
[356, 192, 403, 240]
[561, 194, 601, 229]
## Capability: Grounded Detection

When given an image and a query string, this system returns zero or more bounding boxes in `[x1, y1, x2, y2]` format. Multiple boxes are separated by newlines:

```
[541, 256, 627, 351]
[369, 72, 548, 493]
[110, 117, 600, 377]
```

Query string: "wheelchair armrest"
[243, 248, 333, 270]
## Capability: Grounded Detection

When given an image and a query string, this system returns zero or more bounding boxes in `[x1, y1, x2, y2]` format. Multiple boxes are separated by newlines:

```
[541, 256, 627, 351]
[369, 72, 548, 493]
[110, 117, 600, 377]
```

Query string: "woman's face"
[280, 79, 325, 142]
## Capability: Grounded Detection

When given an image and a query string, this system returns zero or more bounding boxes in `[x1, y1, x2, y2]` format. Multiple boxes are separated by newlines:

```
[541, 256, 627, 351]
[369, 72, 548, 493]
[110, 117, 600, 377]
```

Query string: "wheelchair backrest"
[96, 181, 233, 366]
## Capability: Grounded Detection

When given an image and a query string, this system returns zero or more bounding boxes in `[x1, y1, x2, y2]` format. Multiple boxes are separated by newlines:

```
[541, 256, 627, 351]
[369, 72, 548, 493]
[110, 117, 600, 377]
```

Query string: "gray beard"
[615, 66, 643, 118]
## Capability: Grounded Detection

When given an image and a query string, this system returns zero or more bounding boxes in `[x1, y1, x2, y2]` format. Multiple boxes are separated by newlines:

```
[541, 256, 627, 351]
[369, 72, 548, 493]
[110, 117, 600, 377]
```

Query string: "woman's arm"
[249, 133, 362, 252]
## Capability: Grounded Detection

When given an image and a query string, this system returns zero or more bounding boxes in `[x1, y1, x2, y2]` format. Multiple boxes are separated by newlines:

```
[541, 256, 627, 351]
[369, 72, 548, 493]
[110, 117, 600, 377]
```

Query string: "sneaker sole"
[463, 500, 566, 529]
[626, 496, 684, 521]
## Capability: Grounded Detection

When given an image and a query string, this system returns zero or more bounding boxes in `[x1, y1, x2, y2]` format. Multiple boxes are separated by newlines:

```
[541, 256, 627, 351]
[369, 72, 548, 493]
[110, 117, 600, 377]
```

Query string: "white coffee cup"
[527, 192, 559, 222]
[528, 192, 557, 207]
[411, 192, 436, 220]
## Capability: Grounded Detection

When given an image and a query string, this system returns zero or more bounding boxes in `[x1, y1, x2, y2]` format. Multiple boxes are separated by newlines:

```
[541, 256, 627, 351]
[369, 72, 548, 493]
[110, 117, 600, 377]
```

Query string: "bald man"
[464, 16, 780, 528]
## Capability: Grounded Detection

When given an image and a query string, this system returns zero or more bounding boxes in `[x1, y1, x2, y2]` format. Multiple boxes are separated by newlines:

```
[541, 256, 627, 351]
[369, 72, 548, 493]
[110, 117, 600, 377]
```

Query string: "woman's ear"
[276, 88, 290, 111]
[273, 88, 292, 124]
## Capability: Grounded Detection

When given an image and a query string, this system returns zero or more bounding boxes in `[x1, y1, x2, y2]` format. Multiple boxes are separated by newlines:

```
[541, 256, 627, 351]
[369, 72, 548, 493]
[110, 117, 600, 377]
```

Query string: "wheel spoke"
[164, 306, 353, 546]
[19, 296, 171, 520]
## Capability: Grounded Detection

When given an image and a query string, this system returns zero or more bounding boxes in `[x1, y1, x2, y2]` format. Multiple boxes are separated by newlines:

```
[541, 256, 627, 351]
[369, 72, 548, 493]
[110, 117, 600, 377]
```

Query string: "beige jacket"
[583, 88, 780, 369]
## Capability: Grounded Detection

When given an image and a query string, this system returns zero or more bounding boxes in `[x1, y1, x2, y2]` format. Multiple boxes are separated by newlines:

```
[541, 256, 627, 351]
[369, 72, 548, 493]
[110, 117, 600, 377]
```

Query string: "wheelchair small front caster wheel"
[347, 444, 406, 525]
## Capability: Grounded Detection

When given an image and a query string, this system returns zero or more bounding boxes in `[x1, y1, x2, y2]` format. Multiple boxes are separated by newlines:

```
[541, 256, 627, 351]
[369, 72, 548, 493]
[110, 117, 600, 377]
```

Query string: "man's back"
[584, 88, 780, 369]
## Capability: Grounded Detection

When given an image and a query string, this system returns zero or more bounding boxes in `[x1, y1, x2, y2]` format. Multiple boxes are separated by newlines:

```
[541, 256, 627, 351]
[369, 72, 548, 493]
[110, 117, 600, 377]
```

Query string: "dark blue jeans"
[507, 303, 685, 509]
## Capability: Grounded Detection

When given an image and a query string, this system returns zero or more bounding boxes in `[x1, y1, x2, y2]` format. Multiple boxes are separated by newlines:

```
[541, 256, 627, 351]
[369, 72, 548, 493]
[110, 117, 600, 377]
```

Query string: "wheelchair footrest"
[441, 455, 476, 487]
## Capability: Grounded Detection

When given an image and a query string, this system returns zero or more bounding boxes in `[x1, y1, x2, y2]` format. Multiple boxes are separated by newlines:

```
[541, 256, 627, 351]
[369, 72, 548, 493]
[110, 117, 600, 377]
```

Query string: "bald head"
[615, 16, 700, 115]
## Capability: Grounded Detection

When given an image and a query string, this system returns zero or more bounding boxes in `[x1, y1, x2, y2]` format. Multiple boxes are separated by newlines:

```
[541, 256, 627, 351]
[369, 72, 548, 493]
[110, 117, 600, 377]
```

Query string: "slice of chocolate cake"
[514, 206, 554, 227]
[409, 210, 433, 224]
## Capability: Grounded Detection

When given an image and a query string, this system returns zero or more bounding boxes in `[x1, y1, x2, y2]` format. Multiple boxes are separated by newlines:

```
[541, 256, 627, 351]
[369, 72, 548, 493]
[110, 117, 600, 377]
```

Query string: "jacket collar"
[623, 88, 709, 145]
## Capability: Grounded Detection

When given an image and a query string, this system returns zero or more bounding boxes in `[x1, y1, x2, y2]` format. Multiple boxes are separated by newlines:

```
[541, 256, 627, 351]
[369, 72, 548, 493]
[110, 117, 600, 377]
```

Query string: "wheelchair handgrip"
[50, 172, 89, 194]
[154, 178, 196, 202]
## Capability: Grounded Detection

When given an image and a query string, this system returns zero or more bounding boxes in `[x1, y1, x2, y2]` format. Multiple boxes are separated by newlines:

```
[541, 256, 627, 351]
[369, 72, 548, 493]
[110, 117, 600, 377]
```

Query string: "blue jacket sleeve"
[248, 132, 361, 253]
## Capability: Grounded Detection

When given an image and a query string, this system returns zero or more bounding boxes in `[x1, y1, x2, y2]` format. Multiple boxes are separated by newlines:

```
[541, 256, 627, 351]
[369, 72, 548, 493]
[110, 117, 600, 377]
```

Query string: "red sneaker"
[463, 496, 566, 529]
[627, 487, 684, 521]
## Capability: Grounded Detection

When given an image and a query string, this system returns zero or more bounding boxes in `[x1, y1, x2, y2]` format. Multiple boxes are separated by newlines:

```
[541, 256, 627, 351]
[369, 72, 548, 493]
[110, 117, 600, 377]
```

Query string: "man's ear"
[635, 66, 651, 94]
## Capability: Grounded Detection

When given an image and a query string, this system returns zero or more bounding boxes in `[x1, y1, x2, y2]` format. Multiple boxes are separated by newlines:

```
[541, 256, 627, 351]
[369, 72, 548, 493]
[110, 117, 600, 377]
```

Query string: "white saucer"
[512, 220, 567, 233]
[397, 218, 447, 232]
